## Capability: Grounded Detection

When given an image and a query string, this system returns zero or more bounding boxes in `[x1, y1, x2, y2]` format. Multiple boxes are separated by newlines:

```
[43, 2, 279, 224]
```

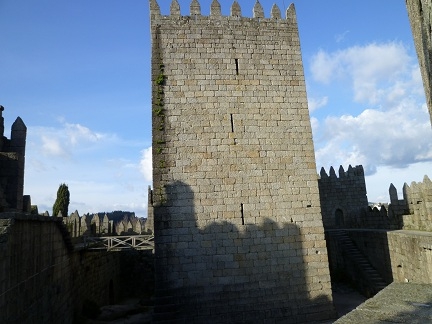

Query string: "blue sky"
[1, 0, 431, 217]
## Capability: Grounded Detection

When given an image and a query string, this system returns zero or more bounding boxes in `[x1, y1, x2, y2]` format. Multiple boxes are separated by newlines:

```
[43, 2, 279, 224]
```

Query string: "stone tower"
[0, 106, 27, 212]
[406, 0, 432, 124]
[318, 165, 368, 229]
[150, 1, 335, 322]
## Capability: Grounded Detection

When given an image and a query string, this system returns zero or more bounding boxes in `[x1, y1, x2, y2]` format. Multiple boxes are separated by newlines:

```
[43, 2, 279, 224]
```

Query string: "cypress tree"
[53, 183, 70, 217]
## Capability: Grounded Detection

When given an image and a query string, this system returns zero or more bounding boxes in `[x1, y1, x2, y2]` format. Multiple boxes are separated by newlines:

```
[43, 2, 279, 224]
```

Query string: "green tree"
[30, 205, 39, 215]
[53, 183, 70, 217]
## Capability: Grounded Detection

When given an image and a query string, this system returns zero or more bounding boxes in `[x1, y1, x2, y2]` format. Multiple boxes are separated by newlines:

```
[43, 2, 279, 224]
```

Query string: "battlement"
[402, 175, 432, 231]
[150, 0, 295, 21]
[318, 165, 368, 229]
[319, 165, 365, 181]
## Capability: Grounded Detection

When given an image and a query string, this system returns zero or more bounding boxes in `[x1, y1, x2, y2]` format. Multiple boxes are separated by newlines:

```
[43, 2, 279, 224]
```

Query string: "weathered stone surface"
[336, 282, 432, 323]
[406, 0, 432, 125]
[0, 213, 154, 323]
[150, 1, 334, 322]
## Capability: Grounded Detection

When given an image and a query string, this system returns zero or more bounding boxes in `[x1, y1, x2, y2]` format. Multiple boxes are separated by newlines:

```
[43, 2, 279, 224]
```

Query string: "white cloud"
[310, 51, 340, 84]
[24, 119, 151, 217]
[140, 146, 153, 182]
[310, 42, 412, 104]
[308, 96, 328, 112]
[310, 42, 431, 178]
[315, 99, 432, 175]
[65, 123, 105, 145]
[29, 121, 117, 160]
[335, 30, 350, 43]
[41, 135, 69, 158]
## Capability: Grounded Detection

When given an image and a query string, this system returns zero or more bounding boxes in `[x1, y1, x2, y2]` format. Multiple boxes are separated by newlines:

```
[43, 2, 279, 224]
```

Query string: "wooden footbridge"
[83, 235, 154, 251]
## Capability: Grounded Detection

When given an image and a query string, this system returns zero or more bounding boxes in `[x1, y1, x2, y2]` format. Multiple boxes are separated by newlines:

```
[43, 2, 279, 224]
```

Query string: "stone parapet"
[0, 212, 154, 322]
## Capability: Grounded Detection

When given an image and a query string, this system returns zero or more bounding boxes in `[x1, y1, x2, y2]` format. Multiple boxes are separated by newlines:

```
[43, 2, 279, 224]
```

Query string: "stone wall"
[0, 212, 153, 323]
[318, 165, 368, 229]
[406, 0, 432, 124]
[403, 176, 432, 231]
[63, 210, 150, 238]
[318, 165, 432, 231]
[328, 229, 432, 288]
[150, 1, 335, 322]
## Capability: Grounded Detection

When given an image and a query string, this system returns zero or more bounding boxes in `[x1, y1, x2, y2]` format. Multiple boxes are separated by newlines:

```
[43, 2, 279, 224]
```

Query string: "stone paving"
[335, 282, 432, 323]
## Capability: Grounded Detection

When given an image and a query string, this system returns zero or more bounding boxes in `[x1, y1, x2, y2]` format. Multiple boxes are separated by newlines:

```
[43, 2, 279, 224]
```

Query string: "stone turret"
[0, 106, 27, 212]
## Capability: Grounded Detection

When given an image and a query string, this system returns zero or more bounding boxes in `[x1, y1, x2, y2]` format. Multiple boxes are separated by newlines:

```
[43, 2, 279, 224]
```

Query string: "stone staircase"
[331, 230, 388, 296]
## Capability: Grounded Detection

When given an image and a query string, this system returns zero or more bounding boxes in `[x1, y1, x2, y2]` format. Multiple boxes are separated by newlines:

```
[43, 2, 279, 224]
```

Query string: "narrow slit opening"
[235, 59, 239, 75]
[241, 203, 244, 225]
[230, 114, 234, 132]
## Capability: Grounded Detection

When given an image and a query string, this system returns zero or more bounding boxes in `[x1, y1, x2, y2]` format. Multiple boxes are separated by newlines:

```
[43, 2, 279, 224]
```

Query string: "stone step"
[332, 230, 388, 295]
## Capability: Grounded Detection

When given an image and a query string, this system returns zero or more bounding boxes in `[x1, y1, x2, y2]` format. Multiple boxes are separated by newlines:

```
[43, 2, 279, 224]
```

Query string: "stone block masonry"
[406, 0, 432, 125]
[0, 213, 153, 323]
[318, 165, 368, 229]
[331, 229, 432, 286]
[150, 0, 336, 322]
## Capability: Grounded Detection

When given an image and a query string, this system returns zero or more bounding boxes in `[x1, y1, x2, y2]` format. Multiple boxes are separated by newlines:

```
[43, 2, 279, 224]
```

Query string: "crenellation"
[338, 165, 345, 178]
[402, 176, 432, 231]
[389, 183, 398, 203]
[320, 167, 328, 178]
[253, 0, 264, 19]
[271, 4, 282, 19]
[318, 165, 369, 229]
[210, 0, 221, 17]
[151, 0, 297, 20]
[230, 1, 241, 17]
[170, 0, 180, 16]
[329, 166, 337, 178]
[149, 0, 161, 17]
[190, 0, 200, 16]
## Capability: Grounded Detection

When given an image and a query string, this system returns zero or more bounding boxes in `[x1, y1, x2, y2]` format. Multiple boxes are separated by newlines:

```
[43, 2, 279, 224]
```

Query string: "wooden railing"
[83, 235, 154, 251]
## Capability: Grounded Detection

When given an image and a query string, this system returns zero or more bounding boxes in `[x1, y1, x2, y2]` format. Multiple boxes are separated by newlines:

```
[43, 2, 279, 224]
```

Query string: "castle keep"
[150, 0, 335, 322]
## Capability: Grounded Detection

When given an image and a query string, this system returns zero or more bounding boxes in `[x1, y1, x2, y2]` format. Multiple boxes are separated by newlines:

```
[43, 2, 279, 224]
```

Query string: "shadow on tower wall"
[153, 181, 336, 323]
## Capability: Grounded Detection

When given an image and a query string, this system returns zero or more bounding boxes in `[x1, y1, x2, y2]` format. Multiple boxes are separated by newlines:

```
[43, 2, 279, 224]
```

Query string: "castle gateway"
[150, 1, 336, 322]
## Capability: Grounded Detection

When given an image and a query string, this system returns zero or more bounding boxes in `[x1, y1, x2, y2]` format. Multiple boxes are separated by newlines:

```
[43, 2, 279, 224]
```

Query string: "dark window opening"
[335, 208, 344, 227]
[235, 59, 239, 75]
[241, 203, 244, 225]
[230, 114, 234, 132]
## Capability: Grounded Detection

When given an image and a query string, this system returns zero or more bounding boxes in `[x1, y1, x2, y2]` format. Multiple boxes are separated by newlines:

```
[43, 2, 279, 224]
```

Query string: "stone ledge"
[0, 212, 63, 222]
[335, 282, 432, 323]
